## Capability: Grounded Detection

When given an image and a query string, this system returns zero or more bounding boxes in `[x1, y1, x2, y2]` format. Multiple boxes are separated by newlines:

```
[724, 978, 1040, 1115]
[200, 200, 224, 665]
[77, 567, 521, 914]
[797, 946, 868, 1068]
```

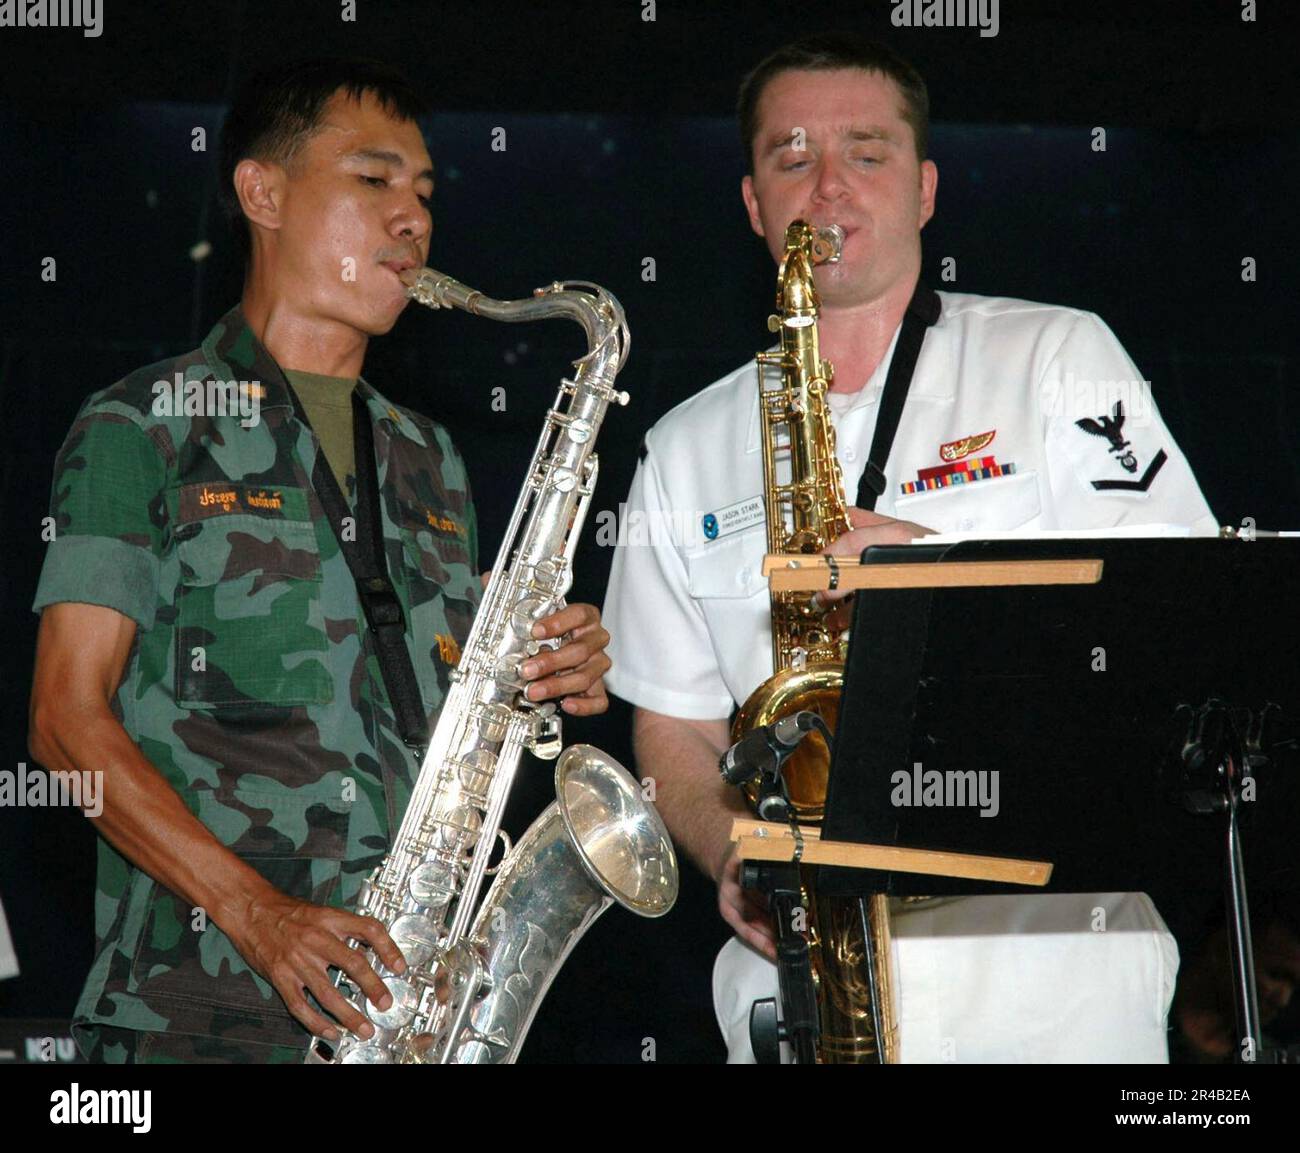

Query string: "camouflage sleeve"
[32, 402, 169, 629]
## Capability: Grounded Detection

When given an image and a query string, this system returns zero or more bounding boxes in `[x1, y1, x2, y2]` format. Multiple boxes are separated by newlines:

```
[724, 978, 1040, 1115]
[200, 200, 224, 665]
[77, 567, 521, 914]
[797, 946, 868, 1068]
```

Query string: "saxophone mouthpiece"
[400, 267, 445, 309]
[812, 225, 845, 265]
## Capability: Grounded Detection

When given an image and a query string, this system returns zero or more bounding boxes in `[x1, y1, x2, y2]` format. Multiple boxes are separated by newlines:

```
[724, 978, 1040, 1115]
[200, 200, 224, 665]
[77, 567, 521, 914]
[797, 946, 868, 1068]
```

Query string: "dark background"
[1, 0, 1296, 1063]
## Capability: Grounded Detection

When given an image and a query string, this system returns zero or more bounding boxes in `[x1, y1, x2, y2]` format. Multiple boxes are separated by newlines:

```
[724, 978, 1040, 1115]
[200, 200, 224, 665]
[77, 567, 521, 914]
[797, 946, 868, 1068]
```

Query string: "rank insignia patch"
[1075, 401, 1167, 491]
[900, 456, 1017, 495]
[1075, 401, 1137, 472]
[939, 429, 996, 462]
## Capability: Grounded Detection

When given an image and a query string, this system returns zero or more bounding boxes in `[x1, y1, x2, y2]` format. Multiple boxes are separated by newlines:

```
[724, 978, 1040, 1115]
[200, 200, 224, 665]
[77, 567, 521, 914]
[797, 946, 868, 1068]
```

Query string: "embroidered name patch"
[176, 483, 305, 522]
[425, 508, 467, 540]
[900, 456, 1017, 495]
[702, 495, 765, 541]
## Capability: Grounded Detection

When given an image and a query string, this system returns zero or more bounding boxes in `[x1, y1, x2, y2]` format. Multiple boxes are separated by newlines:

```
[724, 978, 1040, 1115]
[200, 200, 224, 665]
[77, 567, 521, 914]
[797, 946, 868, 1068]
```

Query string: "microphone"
[719, 712, 820, 786]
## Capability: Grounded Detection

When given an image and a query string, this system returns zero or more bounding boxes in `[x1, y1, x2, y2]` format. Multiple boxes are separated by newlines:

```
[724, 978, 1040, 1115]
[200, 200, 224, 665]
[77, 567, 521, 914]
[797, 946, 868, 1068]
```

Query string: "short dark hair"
[218, 58, 428, 260]
[737, 34, 929, 171]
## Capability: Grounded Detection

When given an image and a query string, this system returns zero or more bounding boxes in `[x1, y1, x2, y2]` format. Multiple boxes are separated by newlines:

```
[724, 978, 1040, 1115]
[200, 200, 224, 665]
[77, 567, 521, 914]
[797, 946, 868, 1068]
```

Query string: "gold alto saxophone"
[733, 220, 899, 1064]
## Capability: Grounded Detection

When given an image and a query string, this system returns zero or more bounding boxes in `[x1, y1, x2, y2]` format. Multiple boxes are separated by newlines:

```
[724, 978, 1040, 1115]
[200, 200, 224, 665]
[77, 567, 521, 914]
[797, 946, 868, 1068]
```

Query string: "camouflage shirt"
[32, 305, 481, 1052]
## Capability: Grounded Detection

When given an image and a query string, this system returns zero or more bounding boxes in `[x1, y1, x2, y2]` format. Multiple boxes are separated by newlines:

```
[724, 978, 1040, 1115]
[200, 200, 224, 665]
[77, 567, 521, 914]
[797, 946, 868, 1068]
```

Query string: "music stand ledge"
[730, 818, 1052, 887]
[762, 554, 1103, 592]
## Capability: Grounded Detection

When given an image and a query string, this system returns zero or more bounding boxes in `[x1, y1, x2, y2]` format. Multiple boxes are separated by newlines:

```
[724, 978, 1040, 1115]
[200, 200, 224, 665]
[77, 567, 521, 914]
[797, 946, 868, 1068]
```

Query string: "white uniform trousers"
[713, 892, 1178, 1063]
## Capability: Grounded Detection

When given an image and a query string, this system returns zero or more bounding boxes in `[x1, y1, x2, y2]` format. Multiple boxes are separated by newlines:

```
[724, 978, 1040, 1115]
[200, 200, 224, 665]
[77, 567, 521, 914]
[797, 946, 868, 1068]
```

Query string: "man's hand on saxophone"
[477, 572, 613, 717]
[520, 601, 612, 717]
[224, 887, 408, 1045]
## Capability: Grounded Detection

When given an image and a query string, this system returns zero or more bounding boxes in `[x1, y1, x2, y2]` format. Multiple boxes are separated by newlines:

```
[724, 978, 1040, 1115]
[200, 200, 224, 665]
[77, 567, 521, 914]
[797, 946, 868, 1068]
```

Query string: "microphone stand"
[722, 718, 831, 1064]
[1178, 700, 1276, 1063]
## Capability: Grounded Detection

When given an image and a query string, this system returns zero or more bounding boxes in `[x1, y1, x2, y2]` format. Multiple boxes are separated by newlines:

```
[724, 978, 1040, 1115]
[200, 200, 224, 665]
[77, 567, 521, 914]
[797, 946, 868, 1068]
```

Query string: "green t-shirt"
[284, 369, 357, 496]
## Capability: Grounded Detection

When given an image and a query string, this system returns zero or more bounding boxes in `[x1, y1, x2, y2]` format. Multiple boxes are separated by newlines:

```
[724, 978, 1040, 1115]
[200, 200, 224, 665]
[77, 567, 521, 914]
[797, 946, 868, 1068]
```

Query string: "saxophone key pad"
[511, 597, 546, 638]
[434, 804, 481, 850]
[407, 860, 456, 909]
[455, 746, 496, 795]
[368, 976, 418, 1030]
[496, 653, 527, 684]
[476, 702, 512, 741]
[388, 913, 442, 969]
[339, 1043, 393, 1064]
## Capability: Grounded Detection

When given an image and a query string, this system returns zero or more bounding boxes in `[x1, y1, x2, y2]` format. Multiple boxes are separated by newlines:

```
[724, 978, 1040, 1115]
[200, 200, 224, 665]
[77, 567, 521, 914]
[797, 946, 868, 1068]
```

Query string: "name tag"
[702, 495, 765, 541]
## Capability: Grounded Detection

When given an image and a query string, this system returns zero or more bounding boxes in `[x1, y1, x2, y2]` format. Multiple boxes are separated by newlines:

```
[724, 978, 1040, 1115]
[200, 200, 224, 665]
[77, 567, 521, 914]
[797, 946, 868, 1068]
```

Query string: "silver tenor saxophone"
[307, 266, 679, 1065]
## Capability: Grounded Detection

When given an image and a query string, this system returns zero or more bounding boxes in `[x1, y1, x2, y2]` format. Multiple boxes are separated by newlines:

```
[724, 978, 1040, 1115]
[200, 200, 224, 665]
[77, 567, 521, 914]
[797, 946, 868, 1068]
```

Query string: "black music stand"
[816, 537, 1299, 1064]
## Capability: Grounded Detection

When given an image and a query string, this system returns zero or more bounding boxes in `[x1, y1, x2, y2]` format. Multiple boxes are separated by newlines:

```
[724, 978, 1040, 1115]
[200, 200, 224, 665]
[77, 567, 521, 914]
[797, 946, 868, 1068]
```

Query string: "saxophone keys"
[408, 859, 457, 911]
[475, 702, 513, 742]
[495, 653, 527, 685]
[433, 805, 482, 850]
[566, 418, 594, 444]
[368, 975, 419, 1030]
[454, 746, 496, 795]
[339, 1042, 393, 1064]
[512, 596, 547, 637]
[388, 913, 443, 969]
[528, 708, 563, 760]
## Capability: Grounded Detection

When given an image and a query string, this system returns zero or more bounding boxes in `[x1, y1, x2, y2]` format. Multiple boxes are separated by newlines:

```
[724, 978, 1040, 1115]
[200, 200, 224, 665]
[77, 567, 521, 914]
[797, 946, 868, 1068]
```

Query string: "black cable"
[806, 712, 835, 753]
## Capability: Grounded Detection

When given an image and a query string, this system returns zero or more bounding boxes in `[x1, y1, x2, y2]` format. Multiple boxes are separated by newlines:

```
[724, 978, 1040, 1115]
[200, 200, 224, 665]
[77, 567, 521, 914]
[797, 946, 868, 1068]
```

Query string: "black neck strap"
[283, 382, 429, 751]
[854, 282, 942, 511]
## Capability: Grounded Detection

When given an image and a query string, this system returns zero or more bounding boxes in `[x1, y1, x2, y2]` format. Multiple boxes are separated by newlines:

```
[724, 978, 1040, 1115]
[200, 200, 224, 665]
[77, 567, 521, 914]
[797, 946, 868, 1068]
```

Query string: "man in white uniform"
[603, 35, 1217, 1063]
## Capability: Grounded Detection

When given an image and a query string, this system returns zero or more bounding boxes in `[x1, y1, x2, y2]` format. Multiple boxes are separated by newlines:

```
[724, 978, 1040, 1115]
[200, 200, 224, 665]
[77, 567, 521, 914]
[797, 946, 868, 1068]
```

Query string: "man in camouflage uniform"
[28, 60, 612, 1064]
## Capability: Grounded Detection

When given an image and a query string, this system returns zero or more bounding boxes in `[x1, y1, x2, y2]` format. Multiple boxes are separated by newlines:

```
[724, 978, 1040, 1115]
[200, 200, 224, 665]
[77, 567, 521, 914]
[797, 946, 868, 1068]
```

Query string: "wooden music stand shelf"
[762, 554, 1103, 593]
[730, 818, 1053, 887]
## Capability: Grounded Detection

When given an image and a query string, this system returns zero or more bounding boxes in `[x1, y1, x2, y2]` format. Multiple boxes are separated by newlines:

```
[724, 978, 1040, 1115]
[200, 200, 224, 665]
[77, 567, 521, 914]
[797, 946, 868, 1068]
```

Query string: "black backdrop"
[1, 0, 1297, 1063]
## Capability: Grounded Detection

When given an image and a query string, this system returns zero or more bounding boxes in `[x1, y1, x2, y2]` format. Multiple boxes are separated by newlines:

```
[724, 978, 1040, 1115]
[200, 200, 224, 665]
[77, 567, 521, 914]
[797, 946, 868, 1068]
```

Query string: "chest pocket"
[174, 514, 333, 708]
[686, 528, 769, 601]
[685, 529, 773, 700]
[892, 470, 1042, 535]
[686, 527, 764, 613]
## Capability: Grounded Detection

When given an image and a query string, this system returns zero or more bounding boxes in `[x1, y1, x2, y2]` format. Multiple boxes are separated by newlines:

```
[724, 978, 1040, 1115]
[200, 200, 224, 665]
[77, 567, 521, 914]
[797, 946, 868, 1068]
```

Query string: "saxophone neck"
[760, 219, 852, 665]
[401, 267, 629, 382]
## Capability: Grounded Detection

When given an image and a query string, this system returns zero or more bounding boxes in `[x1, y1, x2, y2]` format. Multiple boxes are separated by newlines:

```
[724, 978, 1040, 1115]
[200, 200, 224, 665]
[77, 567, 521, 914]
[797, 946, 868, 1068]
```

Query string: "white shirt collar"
[744, 297, 953, 454]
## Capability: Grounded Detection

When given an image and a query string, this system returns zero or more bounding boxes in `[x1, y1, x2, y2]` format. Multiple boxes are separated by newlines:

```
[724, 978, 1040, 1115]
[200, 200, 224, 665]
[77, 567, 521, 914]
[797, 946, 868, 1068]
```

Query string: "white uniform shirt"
[605, 291, 1217, 718]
